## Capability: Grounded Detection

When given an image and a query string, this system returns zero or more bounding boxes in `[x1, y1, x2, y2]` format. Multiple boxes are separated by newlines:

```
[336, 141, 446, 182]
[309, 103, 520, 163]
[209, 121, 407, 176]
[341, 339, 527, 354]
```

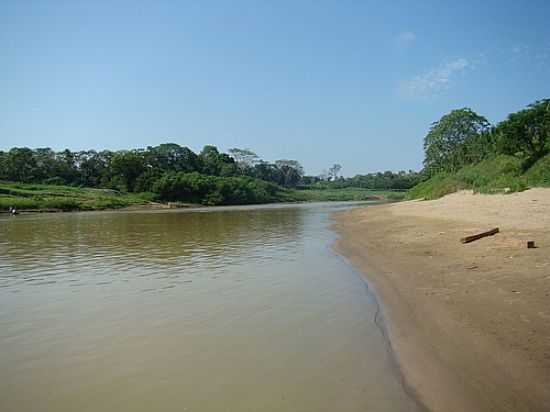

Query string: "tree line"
[0, 140, 423, 201]
[0, 144, 306, 190]
[421, 99, 550, 177]
[0, 144, 314, 205]
[301, 170, 421, 191]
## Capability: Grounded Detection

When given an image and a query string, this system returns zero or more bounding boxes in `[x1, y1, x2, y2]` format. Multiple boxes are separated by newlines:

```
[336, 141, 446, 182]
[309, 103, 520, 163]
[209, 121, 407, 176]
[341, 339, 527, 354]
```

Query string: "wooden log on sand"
[460, 228, 499, 244]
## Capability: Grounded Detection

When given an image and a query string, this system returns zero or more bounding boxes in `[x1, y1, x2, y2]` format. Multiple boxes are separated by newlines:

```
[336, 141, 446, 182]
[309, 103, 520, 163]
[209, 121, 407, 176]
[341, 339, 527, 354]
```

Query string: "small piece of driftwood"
[460, 228, 499, 244]
[527, 241, 536, 249]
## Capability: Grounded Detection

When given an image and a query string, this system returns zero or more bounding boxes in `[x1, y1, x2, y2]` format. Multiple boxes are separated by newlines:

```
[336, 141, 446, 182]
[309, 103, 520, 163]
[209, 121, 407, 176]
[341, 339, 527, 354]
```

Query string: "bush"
[524, 153, 550, 187]
[152, 172, 280, 205]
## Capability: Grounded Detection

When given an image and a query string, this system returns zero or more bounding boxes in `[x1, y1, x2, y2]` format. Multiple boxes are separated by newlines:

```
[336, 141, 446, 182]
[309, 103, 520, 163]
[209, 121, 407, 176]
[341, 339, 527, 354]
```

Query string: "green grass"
[407, 154, 550, 200]
[285, 187, 405, 202]
[524, 154, 550, 187]
[0, 181, 154, 212]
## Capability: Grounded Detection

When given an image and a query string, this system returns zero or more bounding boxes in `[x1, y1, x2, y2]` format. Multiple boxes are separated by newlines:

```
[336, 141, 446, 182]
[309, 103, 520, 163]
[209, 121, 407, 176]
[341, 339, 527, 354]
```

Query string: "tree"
[54, 149, 79, 184]
[4, 148, 37, 182]
[496, 99, 550, 164]
[198, 145, 237, 176]
[145, 143, 199, 173]
[423, 108, 491, 176]
[228, 148, 260, 174]
[328, 164, 342, 180]
[274, 160, 304, 187]
[78, 150, 110, 187]
[33, 148, 58, 182]
[252, 161, 283, 184]
[111, 151, 146, 192]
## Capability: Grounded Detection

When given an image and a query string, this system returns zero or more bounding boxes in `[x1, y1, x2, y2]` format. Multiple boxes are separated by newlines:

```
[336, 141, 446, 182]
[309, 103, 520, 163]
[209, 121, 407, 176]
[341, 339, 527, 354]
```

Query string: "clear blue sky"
[1, 1, 549, 176]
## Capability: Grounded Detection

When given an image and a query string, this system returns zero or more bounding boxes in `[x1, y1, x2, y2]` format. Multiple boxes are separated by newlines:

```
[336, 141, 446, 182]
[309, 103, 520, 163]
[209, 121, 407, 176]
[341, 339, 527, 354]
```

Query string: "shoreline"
[0, 198, 387, 216]
[332, 190, 550, 412]
[332, 250, 431, 412]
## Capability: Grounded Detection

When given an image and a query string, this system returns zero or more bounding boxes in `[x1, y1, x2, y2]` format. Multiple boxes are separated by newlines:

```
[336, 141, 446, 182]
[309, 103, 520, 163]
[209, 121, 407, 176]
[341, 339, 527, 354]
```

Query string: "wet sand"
[333, 189, 550, 412]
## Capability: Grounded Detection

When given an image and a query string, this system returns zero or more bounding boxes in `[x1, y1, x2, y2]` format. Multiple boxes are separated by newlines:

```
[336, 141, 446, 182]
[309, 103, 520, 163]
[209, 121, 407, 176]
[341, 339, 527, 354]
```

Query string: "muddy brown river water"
[0, 202, 421, 412]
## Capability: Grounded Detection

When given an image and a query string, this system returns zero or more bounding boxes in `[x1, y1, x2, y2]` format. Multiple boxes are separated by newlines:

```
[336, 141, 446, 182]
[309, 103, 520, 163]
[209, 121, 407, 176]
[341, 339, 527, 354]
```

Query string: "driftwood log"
[460, 228, 499, 244]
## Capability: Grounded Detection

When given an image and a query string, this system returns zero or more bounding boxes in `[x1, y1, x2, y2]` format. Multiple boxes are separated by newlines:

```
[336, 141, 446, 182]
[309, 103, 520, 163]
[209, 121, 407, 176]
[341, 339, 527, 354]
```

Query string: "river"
[0, 202, 421, 412]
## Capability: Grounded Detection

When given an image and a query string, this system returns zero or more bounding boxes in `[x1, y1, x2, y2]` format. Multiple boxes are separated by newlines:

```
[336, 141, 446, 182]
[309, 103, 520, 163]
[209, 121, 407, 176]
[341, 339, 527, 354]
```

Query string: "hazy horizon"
[2, 1, 550, 176]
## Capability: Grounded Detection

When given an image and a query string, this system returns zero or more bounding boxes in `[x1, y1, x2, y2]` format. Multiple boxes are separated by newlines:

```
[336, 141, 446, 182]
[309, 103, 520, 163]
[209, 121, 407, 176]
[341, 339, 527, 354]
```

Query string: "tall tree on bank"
[274, 160, 304, 187]
[2, 148, 38, 182]
[423, 108, 491, 176]
[146, 143, 200, 173]
[496, 99, 550, 165]
[228, 148, 259, 174]
[199, 145, 237, 177]
[111, 151, 146, 192]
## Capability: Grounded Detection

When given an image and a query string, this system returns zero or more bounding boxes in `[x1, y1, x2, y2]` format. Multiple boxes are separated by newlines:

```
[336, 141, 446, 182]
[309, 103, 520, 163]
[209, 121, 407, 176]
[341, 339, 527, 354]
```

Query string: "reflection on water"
[1, 206, 307, 289]
[0, 202, 420, 412]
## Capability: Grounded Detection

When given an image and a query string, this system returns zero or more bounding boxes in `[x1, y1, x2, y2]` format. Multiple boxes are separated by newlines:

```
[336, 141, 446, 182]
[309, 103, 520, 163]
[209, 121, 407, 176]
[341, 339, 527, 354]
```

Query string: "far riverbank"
[333, 189, 550, 412]
[0, 180, 403, 214]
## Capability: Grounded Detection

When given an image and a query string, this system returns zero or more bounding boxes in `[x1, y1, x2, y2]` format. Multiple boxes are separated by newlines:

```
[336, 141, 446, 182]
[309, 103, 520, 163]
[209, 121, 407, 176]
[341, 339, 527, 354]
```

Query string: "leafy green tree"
[95, 150, 116, 188]
[33, 148, 58, 182]
[199, 145, 237, 176]
[496, 99, 550, 163]
[252, 161, 283, 184]
[152, 171, 278, 205]
[4, 148, 37, 182]
[145, 143, 200, 173]
[423, 108, 490, 176]
[198, 145, 221, 175]
[274, 160, 304, 187]
[111, 151, 146, 192]
[54, 149, 79, 184]
[77, 150, 107, 187]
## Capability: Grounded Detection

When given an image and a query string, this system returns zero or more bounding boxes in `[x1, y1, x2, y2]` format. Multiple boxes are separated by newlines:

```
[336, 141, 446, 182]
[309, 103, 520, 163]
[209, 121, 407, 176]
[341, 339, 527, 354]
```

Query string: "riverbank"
[0, 180, 400, 213]
[333, 189, 550, 412]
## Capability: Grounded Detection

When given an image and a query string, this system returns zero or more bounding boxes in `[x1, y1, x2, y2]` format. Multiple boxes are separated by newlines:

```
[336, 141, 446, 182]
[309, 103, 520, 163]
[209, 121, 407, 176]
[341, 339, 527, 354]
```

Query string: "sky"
[1, 1, 550, 176]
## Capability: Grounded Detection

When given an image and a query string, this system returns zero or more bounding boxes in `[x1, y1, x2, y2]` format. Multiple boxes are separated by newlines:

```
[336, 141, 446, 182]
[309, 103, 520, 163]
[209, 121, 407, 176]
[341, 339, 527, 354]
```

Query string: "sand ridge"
[333, 189, 550, 412]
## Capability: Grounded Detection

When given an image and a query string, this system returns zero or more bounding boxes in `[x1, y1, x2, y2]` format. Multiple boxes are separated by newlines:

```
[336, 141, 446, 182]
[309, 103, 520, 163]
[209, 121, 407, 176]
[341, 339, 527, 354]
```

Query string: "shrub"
[152, 172, 279, 205]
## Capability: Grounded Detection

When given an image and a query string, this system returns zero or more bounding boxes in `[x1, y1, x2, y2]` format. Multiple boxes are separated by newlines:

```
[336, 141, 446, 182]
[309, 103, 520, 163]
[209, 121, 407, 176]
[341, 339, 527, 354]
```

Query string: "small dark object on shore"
[527, 241, 536, 249]
[460, 228, 499, 244]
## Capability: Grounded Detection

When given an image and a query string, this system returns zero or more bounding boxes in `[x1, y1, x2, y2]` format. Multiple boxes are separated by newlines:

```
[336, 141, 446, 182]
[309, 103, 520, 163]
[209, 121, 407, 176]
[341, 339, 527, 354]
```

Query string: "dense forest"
[410, 98, 550, 198]
[0, 145, 306, 206]
[0, 142, 417, 208]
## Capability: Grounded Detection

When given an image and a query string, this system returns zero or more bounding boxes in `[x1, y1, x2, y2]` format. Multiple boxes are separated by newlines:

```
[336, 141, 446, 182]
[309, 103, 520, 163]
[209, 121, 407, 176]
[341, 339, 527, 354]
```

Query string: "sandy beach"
[333, 189, 550, 412]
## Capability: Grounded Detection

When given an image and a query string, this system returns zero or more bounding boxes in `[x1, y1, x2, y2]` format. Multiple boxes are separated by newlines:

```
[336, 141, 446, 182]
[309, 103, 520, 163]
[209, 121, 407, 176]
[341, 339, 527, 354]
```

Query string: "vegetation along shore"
[0, 144, 412, 212]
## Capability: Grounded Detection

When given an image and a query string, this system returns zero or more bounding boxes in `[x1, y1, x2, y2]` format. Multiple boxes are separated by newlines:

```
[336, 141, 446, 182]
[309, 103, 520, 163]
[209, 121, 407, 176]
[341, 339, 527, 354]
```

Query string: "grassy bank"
[408, 154, 550, 200]
[0, 181, 401, 213]
[288, 187, 405, 202]
[0, 181, 154, 212]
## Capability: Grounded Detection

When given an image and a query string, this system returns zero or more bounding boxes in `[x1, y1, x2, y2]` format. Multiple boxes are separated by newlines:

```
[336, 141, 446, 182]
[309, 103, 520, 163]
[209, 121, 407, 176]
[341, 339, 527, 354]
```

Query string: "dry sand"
[333, 189, 550, 412]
